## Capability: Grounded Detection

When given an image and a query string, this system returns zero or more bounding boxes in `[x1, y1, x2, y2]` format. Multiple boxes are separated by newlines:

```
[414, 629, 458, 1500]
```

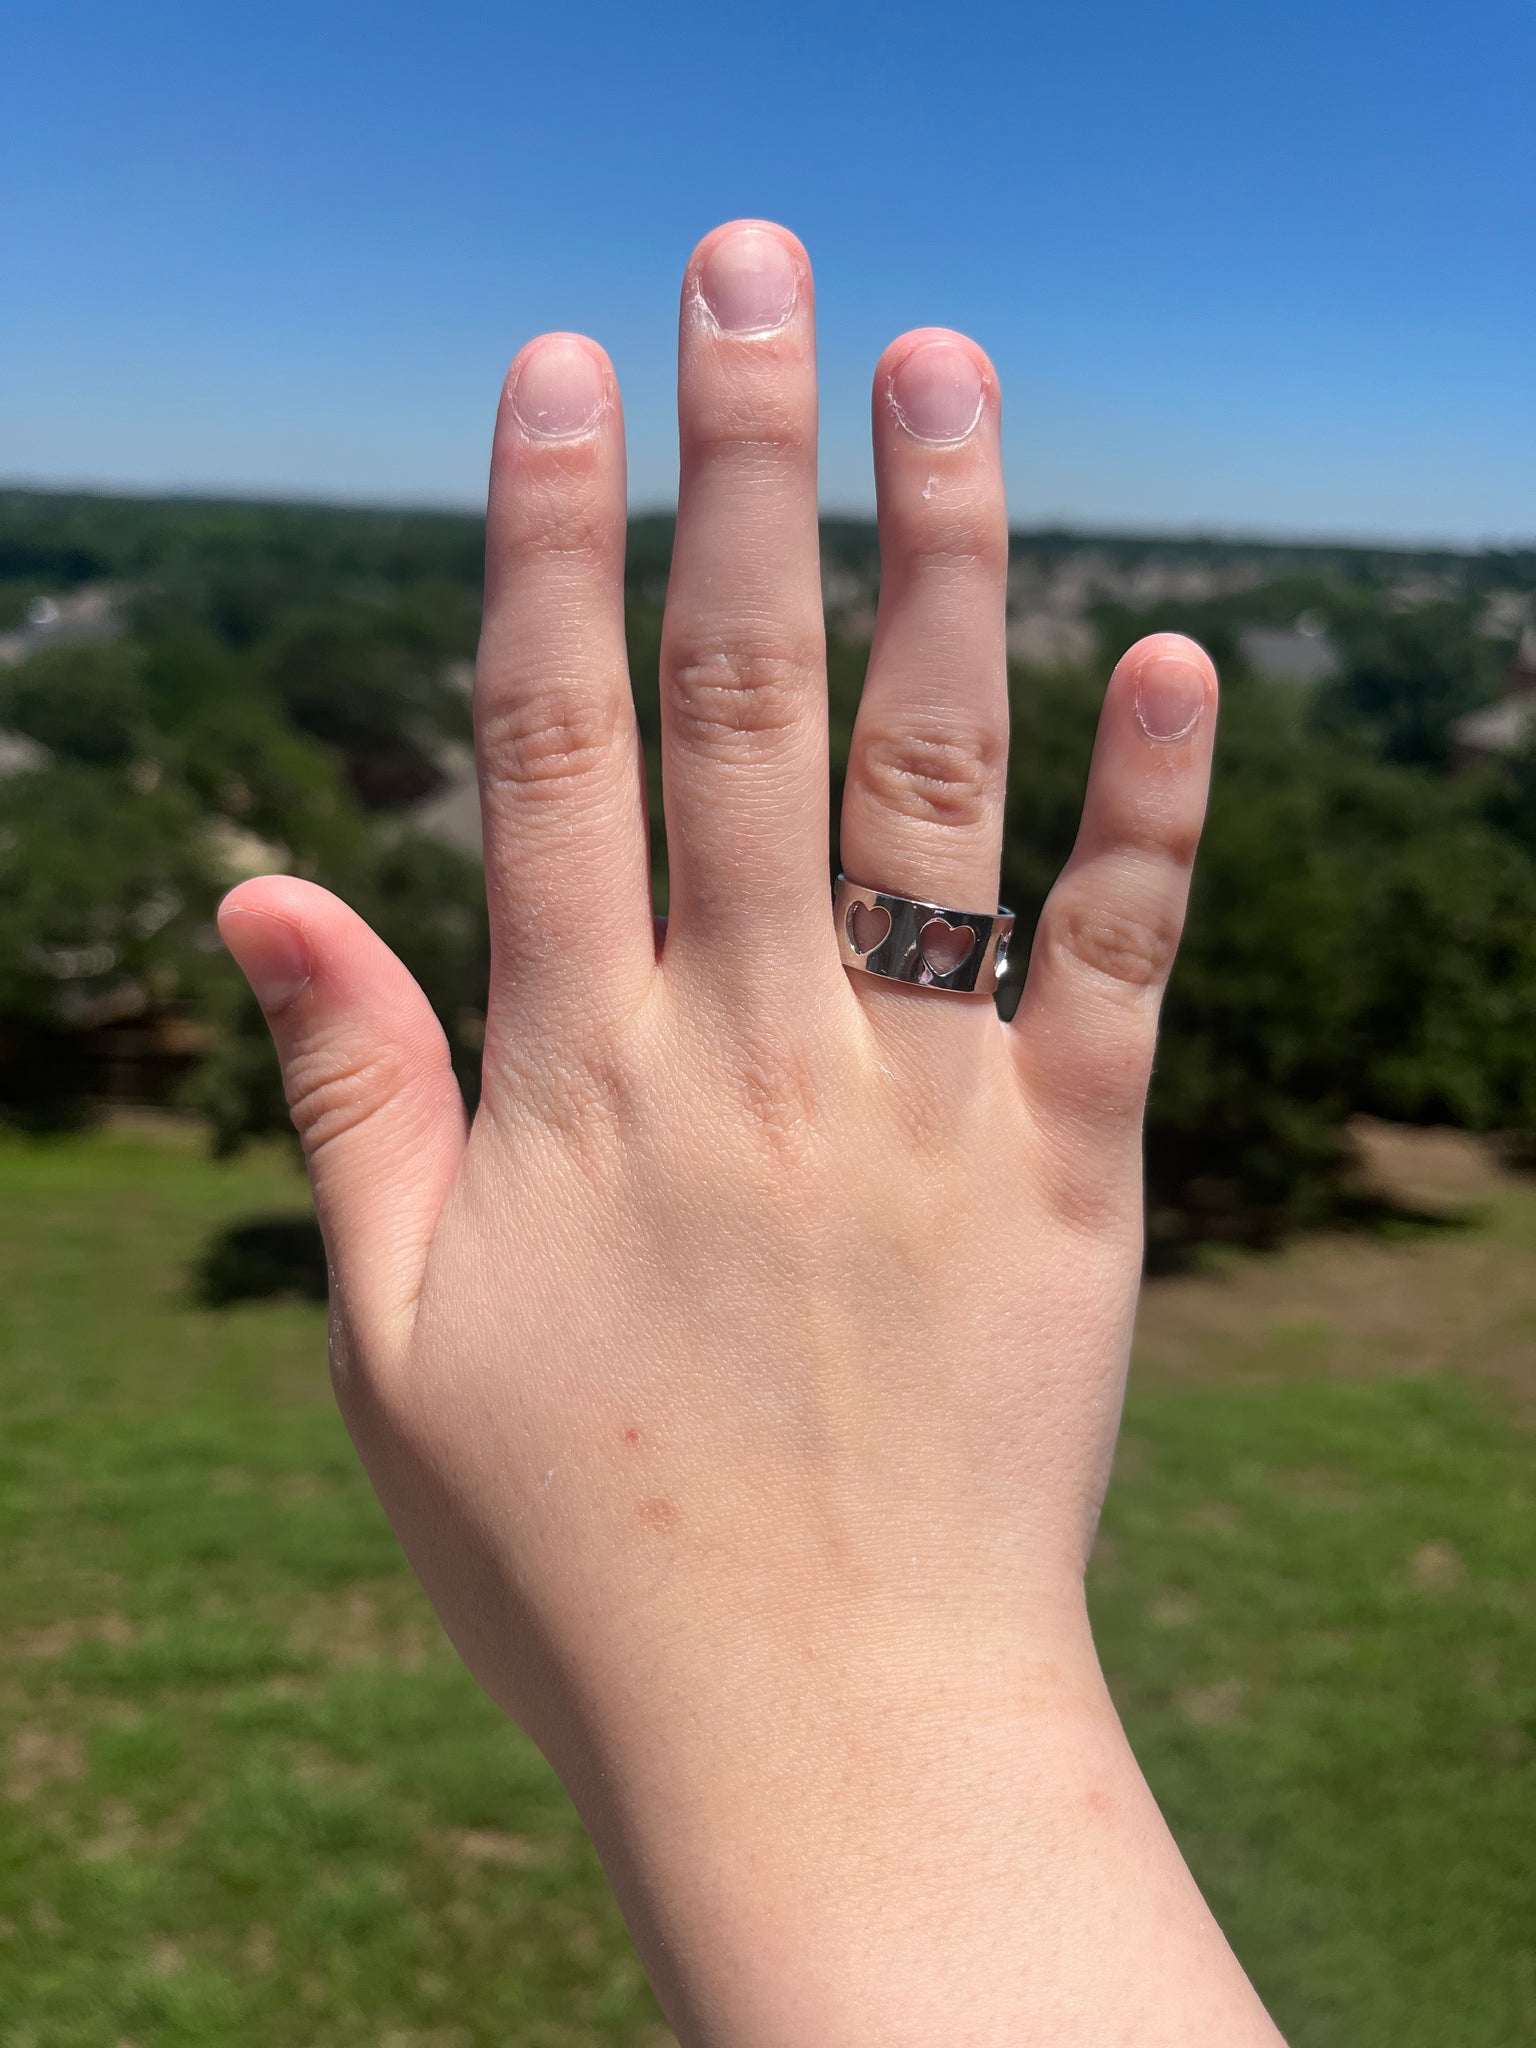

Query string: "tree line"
[2, 489, 1534, 1260]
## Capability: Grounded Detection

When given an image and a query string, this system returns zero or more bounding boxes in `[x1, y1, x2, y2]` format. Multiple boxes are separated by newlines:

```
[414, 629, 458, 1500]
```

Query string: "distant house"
[406, 740, 483, 859]
[1450, 629, 1536, 765]
[1237, 615, 1340, 684]
[0, 583, 121, 667]
[1504, 627, 1536, 697]
[0, 729, 49, 779]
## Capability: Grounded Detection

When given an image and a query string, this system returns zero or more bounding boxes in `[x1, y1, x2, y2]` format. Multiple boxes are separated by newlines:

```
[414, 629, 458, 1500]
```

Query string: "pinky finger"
[1009, 634, 1216, 1174]
[218, 877, 468, 1366]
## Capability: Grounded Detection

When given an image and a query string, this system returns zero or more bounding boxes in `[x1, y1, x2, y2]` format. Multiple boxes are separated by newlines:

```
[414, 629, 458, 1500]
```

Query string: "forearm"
[562, 1604, 1283, 2048]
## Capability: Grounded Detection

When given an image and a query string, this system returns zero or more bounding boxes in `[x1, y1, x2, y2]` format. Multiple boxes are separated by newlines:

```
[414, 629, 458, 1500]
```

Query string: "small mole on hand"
[636, 1496, 679, 1531]
[622, 1427, 641, 1446]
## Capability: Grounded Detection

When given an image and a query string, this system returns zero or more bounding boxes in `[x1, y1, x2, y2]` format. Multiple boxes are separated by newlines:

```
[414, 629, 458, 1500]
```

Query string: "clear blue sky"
[4, 0, 1532, 541]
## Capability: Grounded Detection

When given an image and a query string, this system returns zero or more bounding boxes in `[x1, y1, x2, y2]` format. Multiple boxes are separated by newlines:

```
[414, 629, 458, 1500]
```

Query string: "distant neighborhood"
[8, 510, 1533, 860]
[4, 486, 1536, 1253]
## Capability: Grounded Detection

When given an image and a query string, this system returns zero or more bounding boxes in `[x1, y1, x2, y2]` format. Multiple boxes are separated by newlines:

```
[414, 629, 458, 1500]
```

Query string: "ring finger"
[839, 330, 1010, 1004]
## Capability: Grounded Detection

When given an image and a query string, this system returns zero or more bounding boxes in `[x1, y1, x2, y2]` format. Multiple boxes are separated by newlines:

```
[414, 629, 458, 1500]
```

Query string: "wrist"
[558, 1603, 1110, 2042]
[543, 1591, 1276, 2048]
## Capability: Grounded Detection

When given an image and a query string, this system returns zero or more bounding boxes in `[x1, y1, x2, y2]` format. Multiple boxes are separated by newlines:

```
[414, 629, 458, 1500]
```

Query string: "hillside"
[5, 487, 1536, 1257]
[6, 486, 1535, 670]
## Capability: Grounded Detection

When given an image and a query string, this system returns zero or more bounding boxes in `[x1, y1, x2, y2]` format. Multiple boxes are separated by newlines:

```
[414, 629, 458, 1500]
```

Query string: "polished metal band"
[834, 874, 1015, 997]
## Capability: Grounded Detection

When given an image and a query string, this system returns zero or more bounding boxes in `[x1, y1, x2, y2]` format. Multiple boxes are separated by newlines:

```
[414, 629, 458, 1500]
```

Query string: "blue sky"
[4, 0, 1532, 540]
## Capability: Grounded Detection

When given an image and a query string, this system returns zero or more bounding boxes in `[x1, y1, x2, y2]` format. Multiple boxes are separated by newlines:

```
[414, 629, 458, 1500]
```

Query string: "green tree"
[1003, 671, 1536, 1256]
[0, 765, 222, 1127]
[1315, 601, 1503, 770]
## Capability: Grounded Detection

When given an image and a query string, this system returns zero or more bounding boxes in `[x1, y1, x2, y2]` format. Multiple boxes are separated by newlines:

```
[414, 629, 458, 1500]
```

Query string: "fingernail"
[1135, 653, 1208, 742]
[220, 908, 310, 1014]
[889, 341, 985, 444]
[510, 337, 607, 440]
[698, 227, 798, 335]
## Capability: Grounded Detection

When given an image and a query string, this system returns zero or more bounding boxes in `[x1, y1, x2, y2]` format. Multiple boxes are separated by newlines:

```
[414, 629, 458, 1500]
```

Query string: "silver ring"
[834, 874, 1015, 997]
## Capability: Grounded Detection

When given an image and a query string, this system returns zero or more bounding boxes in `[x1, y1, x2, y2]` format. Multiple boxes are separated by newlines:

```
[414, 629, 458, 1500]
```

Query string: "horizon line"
[2, 474, 1532, 559]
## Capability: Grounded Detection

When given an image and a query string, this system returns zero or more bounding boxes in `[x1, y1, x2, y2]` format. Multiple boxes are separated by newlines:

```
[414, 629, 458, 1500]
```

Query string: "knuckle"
[511, 490, 617, 564]
[724, 1031, 834, 1177]
[1043, 890, 1181, 993]
[483, 1006, 654, 1168]
[1106, 797, 1205, 872]
[664, 634, 821, 762]
[887, 504, 1008, 576]
[285, 1035, 405, 1161]
[1144, 811, 1204, 871]
[683, 407, 814, 465]
[857, 724, 1003, 831]
[476, 684, 621, 791]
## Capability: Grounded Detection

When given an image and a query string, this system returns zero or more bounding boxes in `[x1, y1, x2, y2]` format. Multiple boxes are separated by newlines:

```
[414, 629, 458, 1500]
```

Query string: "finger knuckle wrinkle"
[537, 1038, 648, 1142]
[1146, 817, 1203, 870]
[666, 640, 818, 759]
[684, 411, 812, 463]
[478, 686, 621, 789]
[859, 728, 1001, 829]
[892, 511, 1007, 575]
[1050, 899, 1179, 991]
[1110, 802, 1204, 871]
[514, 495, 616, 564]
[484, 1004, 655, 1170]
[732, 1043, 830, 1177]
[286, 1040, 406, 1159]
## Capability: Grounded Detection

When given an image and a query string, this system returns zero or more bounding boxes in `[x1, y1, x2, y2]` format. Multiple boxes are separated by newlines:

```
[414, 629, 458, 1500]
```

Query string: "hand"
[220, 220, 1281, 2046]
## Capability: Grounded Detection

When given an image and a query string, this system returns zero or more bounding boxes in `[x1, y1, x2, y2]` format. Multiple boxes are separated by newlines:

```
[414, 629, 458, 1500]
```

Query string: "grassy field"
[0, 1126, 1532, 2047]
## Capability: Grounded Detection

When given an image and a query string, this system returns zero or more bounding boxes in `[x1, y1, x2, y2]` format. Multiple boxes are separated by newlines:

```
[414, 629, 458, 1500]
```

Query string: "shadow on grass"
[194, 1214, 328, 1306]
[1320, 1186, 1485, 1248]
[1145, 1188, 1479, 1277]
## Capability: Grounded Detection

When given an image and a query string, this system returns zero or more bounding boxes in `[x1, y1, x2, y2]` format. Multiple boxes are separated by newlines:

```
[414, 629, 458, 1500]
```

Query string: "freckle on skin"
[623, 1428, 641, 1446]
[636, 1497, 679, 1531]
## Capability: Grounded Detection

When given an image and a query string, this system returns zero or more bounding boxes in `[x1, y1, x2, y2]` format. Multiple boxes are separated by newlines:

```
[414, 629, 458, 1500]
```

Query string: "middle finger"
[658, 220, 833, 997]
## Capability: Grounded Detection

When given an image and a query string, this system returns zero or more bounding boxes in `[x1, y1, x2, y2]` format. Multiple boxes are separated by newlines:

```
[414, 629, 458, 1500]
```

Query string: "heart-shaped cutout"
[919, 915, 976, 978]
[846, 899, 892, 955]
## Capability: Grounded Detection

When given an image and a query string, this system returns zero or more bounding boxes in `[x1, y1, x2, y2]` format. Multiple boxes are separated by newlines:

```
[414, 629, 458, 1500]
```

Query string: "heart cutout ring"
[845, 898, 893, 955]
[918, 916, 975, 977]
[833, 875, 1015, 998]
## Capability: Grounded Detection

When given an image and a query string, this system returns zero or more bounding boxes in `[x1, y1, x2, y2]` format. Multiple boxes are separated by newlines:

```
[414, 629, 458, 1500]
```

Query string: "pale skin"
[219, 221, 1285, 2045]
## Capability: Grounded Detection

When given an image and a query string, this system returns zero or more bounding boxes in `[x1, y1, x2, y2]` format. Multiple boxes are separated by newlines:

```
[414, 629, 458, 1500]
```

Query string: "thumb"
[218, 876, 468, 1363]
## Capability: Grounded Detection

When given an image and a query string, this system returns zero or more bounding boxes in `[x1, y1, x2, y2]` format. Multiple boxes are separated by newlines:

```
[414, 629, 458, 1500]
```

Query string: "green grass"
[1096, 1377, 1535, 2045]
[1, 1127, 1533, 2045]
[0, 1130, 662, 2047]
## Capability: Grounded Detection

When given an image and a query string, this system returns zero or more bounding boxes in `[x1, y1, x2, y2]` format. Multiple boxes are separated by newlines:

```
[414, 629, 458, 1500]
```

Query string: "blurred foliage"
[0, 762, 223, 1129]
[1095, 574, 1515, 770]
[996, 667, 1536, 1257]
[1315, 601, 1507, 770]
[0, 496, 488, 1142]
[3, 488, 1536, 1254]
